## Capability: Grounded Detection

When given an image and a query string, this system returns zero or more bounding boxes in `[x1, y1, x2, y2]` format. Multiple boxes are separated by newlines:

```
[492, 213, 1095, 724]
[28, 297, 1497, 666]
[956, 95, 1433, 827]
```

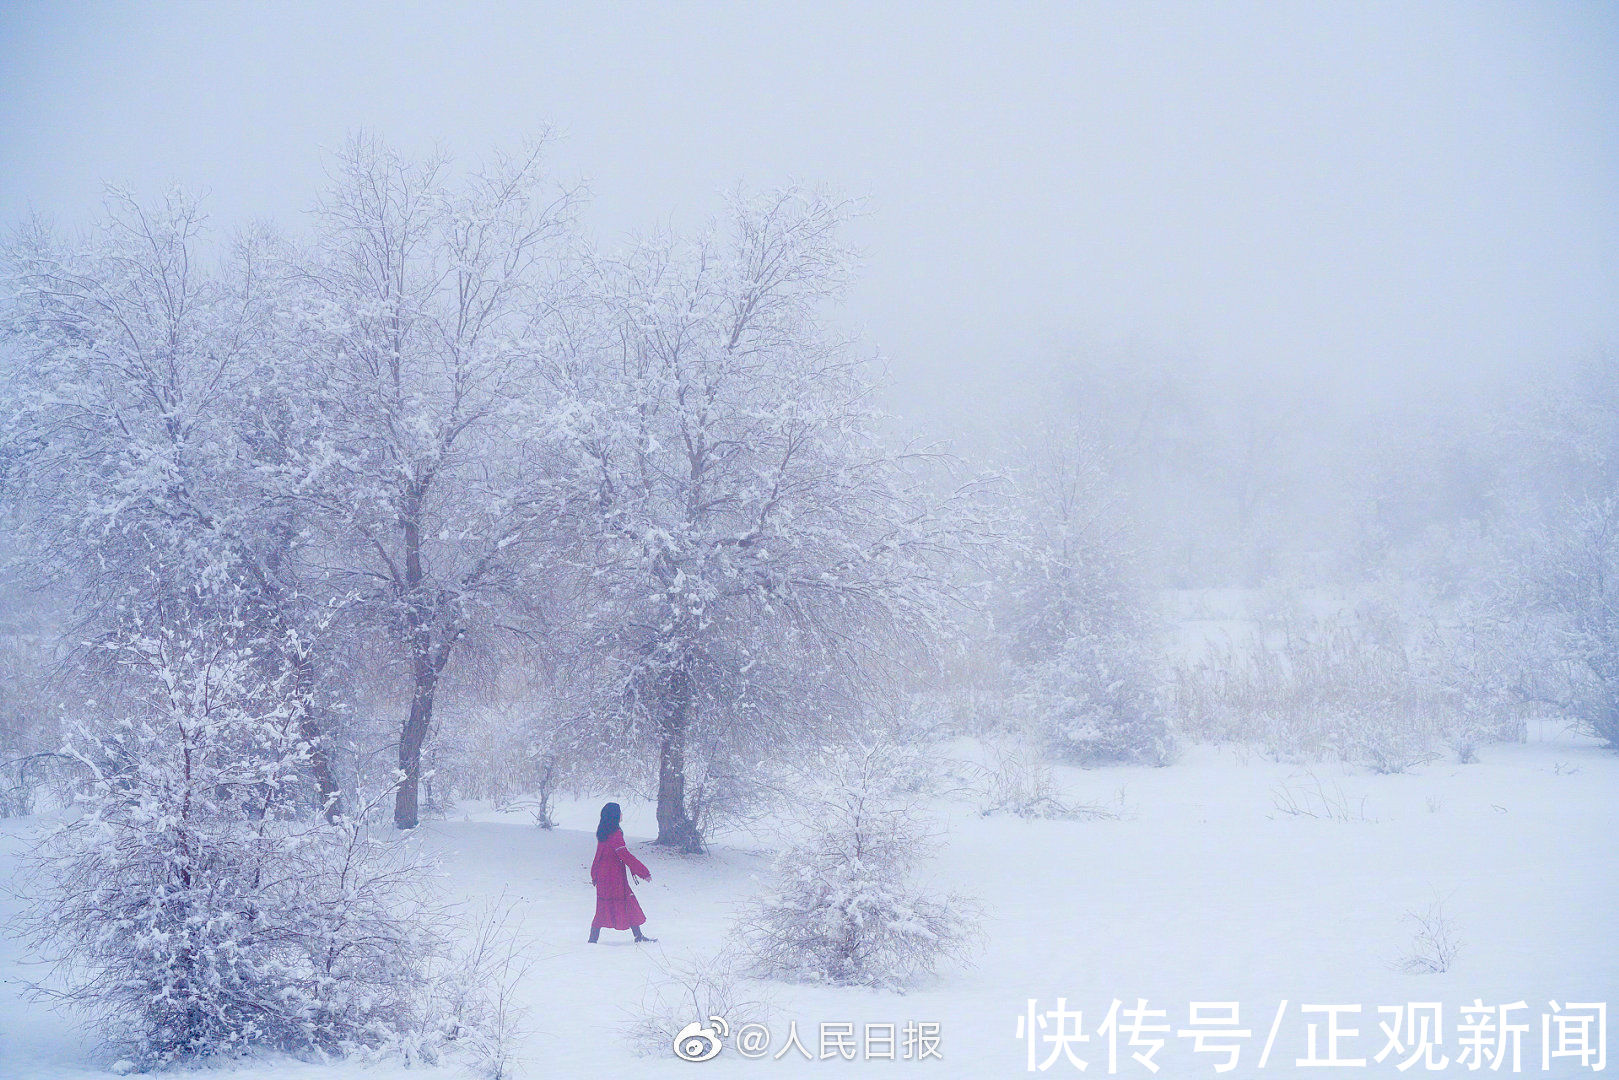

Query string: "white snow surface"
[2, 729, 1613, 1079]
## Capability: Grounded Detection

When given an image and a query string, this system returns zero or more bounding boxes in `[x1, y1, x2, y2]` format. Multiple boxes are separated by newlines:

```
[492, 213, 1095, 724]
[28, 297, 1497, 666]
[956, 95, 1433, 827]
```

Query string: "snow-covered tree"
[1513, 494, 1619, 748]
[1, 192, 342, 813]
[998, 426, 1171, 764]
[1440, 358, 1619, 749]
[15, 611, 444, 1069]
[285, 135, 580, 828]
[544, 189, 975, 849]
[737, 741, 978, 989]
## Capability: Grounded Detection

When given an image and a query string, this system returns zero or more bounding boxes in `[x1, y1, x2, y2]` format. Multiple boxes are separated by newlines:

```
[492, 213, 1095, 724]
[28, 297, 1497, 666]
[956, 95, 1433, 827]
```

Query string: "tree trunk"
[394, 658, 437, 829]
[290, 643, 342, 821]
[654, 666, 703, 851]
[394, 486, 437, 830]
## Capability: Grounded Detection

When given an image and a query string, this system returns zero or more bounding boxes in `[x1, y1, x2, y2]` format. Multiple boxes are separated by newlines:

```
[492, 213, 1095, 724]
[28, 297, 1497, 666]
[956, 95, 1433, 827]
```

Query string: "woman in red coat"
[589, 802, 656, 943]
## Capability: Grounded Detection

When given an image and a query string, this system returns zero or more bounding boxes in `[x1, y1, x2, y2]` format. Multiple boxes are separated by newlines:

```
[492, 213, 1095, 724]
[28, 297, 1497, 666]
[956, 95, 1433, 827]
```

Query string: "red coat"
[591, 828, 650, 929]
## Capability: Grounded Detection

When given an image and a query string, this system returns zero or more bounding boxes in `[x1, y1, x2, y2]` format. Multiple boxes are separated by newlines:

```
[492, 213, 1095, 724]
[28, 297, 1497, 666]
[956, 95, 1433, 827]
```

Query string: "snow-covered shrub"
[679, 744, 770, 849]
[1382, 525, 1537, 752]
[626, 950, 770, 1058]
[737, 741, 979, 990]
[1397, 896, 1462, 974]
[1025, 621, 1175, 765]
[682, 698, 887, 847]
[1463, 358, 1619, 749]
[1353, 722, 1444, 773]
[974, 739, 1111, 820]
[425, 898, 534, 1080]
[14, 620, 455, 1070]
[516, 740, 570, 829]
[1374, 497, 1619, 756]
[978, 739, 1068, 818]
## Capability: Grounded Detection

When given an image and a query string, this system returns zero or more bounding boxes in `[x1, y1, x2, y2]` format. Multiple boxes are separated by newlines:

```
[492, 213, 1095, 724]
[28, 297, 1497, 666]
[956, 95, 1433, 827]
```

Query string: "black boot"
[633, 927, 657, 943]
[588, 926, 600, 944]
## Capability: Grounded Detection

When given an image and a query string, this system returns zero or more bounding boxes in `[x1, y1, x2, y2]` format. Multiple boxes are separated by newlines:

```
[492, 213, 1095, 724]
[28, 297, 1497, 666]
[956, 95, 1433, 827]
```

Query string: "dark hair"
[596, 802, 622, 842]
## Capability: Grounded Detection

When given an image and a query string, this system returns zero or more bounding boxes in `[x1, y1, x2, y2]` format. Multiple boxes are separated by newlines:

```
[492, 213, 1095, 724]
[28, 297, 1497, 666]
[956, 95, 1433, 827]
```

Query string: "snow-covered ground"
[2, 729, 1613, 1079]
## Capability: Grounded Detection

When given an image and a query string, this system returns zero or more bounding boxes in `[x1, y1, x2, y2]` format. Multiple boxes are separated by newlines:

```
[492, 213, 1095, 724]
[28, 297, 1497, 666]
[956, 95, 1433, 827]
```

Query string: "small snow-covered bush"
[975, 739, 1115, 820]
[1398, 896, 1462, 974]
[428, 654, 597, 826]
[737, 741, 980, 990]
[978, 739, 1070, 818]
[13, 620, 468, 1070]
[1355, 725, 1441, 776]
[626, 950, 770, 1058]
[1026, 621, 1176, 766]
[436, 702, 583, 827]
[426, 898, 535, 1080]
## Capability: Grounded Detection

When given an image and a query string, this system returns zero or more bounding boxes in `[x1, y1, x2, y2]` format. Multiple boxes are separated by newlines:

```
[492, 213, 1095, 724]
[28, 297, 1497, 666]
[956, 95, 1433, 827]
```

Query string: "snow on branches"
[737, 741, 980, 990]
[14, 612, 445, 1066]
[542, 189, 981, 849]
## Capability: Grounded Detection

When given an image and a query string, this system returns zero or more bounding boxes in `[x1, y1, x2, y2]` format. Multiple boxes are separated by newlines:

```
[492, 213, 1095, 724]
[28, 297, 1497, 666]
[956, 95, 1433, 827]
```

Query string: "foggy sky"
[1, 0, 1614, 422]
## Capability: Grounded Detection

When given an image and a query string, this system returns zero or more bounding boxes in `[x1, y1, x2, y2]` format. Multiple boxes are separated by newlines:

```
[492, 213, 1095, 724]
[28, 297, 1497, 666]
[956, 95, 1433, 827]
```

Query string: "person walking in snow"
[589, 802, 656, 943]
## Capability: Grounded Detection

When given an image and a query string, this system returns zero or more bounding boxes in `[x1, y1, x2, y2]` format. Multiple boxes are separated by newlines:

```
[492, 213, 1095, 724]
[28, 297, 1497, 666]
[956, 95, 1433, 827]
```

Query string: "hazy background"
[2, 0, 1614, 426]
